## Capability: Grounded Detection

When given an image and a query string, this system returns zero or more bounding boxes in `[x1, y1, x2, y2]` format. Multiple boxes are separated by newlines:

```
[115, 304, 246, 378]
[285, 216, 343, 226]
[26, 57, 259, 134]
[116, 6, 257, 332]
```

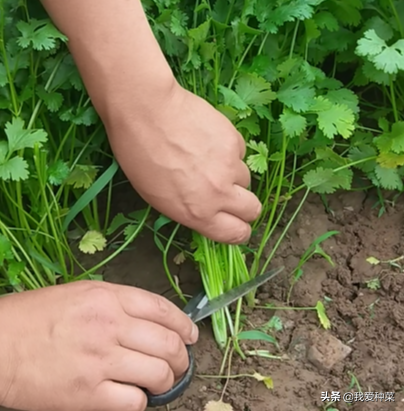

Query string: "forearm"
[40, 0, 176, 125]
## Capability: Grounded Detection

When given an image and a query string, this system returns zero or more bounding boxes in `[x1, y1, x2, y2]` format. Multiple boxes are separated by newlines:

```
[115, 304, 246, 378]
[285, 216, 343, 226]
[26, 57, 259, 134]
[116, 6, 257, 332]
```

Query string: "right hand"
[0, 281, 198, 411]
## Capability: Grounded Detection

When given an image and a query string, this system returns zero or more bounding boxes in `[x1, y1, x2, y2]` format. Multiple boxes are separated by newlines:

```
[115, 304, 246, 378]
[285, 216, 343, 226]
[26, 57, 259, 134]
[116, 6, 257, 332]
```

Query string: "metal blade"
[192, 266, 284, 323]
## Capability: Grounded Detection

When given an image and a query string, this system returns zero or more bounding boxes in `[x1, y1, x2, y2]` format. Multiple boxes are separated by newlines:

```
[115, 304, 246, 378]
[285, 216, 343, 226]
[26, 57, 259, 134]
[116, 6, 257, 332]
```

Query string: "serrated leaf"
[348, 145, 377, 173]
[374, 122, 404, 154]
[0, 157, 29, 181]
[374, 165, 403, 190]
[279, 109, 307, 137]
[48, 160, 70, 185]
[106, 213, 132, 236]
[366, 256, 380, 265]
[325, 89, 359, 114]
[376, 152, 404, 168]
[204, 400, 233, 411]
[173, 251, 186, 265]
[310, 97, 355, 139]
[236, 115, 260, 136]
[246, 140, 268, 174]
[277, 78, 316, 113]
[236, 74, 276, 107]
[79, 231, 107, 254]
[0, 234, 13, 265]
[8, 261, 25, 287]
[5, 117, 47, 154]
[316, 301, 331, 329]
[356, 30, 404, 74]
[252, 372, 274, 390]
[16, 19, 67, 51]
[36, 87, 64, 112]
[66, 165, 98, 189]
[303, 167, 348, 194]
[218, 86, 249, 111]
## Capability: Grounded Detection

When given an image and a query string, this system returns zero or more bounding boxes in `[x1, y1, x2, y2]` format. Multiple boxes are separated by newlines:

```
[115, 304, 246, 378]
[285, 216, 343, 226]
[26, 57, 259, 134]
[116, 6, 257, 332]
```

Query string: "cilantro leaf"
[277, 77, 316, 113]
[237, 115, 261, 136]
[47, 160, 70, 186]
[36, 86, 64, 113]
[314, 11, 339, 32]
[279, 109, 307, 137]
[235, 74, 277, 107]
[374, 165, 403, 190]
[246, 140, 268, 174]
[16, 19, 67, 51]
[310, 97, 355, 139]
[0, 64, 8, 87]
[374, 122, 404, 154]
[218, 86, 249, 111]
[5, 117, 47, 154]
[0, 156, 29, 181]
[356, 30, 404, 74]
[66, 165, 98, 189]
[325, 89, 359, 115]
[348, 145, 377, 173]
[303, 166, 351, 194]
[377, 152, 404, 169]
[0, 234, 13, 265]
[79, 231, 107, 254]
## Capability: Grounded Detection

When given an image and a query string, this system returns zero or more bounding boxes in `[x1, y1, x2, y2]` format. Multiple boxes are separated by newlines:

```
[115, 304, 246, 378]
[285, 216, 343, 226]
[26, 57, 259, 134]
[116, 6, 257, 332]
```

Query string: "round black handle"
[144, 345, 195, 407]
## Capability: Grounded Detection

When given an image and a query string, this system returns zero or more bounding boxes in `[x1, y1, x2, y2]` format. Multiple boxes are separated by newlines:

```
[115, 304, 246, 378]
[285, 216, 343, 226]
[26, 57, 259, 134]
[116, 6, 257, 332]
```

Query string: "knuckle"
[154, 361, 174, 390]
[151, 294, 170, 318]
[229, 225, 249, 244]
[127, 392, 148, 411]
[163, 330, 184, 358]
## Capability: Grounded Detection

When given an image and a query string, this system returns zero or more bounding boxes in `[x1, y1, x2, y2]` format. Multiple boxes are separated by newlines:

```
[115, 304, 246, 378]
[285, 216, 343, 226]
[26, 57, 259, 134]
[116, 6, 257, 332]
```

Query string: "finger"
[223, 185, 262, 223]
[107, 347, 175, 395]
[94, 380, 147, 411]
[195, 211, 252, 244]
[118, 317, 189, 378]
[236, 131, 246, 159]
[112, 286, 199, 345]
[235, 160, 251, 189]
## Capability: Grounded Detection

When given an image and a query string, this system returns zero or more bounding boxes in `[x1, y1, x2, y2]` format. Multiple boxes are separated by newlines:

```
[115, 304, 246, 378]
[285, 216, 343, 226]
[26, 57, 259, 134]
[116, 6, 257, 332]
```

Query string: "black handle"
[144, 345, 195, 407]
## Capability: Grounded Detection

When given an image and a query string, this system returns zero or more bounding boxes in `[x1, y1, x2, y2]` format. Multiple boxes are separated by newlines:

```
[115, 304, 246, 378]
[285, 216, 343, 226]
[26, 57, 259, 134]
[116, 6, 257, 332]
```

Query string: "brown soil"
[103, 189, 404, 411]
[3, 189, 404, 411]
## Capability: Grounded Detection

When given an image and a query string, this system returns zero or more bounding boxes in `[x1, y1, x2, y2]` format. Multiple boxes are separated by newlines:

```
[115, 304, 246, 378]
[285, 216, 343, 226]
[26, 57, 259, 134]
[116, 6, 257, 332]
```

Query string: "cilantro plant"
[0, 0, 144, 290]
[143, 0, 404, 351]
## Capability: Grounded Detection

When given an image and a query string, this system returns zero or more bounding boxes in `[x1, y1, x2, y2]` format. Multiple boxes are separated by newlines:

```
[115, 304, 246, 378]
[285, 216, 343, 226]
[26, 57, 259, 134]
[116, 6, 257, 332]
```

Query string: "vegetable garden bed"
[1, 0, 404, 410]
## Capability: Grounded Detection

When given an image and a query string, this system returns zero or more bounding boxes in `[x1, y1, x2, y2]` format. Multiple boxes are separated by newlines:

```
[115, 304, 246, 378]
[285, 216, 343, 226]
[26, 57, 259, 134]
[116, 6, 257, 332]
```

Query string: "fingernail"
[190, 323, 199, 343]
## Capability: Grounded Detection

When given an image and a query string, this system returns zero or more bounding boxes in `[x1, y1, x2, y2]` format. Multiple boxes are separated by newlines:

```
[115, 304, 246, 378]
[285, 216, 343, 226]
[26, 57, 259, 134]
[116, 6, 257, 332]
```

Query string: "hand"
[0, 281, 198, 411]
[106, 83, 262, 245]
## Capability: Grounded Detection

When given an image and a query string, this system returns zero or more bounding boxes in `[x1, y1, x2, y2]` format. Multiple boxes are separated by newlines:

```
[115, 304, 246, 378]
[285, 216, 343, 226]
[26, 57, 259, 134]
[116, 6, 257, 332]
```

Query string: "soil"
[3, 188, 404, 411]
[103, 188, 404, 411]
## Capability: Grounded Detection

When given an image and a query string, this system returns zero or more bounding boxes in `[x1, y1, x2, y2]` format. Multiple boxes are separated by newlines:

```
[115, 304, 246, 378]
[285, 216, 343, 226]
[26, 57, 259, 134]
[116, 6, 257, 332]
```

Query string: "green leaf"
[277, 77, 315, 113]
[5, 117, 47, 154]
[79, 231, 107, 254]
[374, 122, 404, 154]
[218, 86, 249, 111]
[237, 330, 278, 348]
[0, 64, 8, 87]
[0, 234, 13, 265]
[303, 167, 351, 194]
[16, 19, 67, 51]
[279, 109, 307, 137]
[0, 157, 29, 181]
[348, 145, 377, 173]
[314, 11, 339, 32]
[235, 74, 276, 107]
[47, 160, 70, 185]
[377, 152, 404, 169]
[246, 140, 268, 174]
[7, 261, 25, 287]
[106, 213, 133, 236]
[374, 165, 403, 190]
[36, 87, 64, 113]
[236, 115, 261, 136]
[356, 30, 404, 74]
[66, 165, 98, 189]
[310, 97, 355, 139]
[316, 301, 331, 329]
[325, 88, 359, 114]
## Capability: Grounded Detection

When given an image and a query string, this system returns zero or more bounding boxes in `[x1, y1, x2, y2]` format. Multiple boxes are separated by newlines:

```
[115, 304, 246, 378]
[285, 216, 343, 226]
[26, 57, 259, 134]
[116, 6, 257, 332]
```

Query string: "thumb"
[94, 381, 147, 411]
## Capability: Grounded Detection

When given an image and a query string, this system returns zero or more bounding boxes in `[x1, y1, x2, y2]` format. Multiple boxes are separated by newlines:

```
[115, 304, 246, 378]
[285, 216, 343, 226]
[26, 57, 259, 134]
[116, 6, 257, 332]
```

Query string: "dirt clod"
[307, 330, 353, 371]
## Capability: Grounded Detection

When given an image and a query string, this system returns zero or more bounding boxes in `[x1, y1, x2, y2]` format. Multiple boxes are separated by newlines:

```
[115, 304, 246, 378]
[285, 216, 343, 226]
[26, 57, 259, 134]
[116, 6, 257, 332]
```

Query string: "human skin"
[0, 1, 262, 411]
